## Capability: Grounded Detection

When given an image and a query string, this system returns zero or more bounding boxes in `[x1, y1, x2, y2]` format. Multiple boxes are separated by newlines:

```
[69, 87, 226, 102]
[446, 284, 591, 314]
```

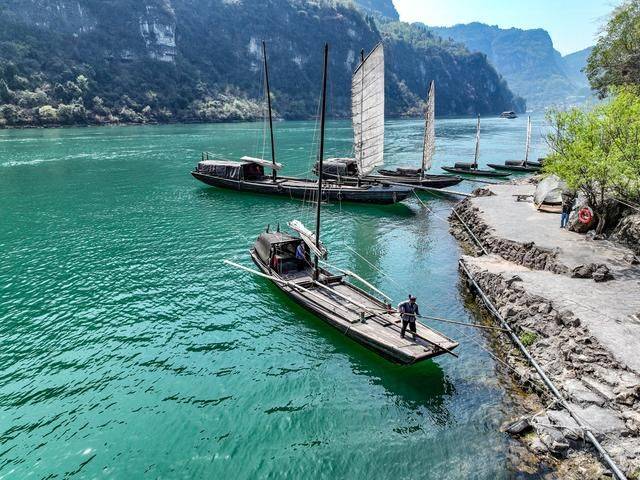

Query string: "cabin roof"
[325, 157, 357, 166]
[198, 160, 252, 167]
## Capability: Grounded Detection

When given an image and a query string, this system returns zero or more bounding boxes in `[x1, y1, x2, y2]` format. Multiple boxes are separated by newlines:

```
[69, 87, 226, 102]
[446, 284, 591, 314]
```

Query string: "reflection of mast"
[313, 43, 329, 281]
[262, 41, 276, 181]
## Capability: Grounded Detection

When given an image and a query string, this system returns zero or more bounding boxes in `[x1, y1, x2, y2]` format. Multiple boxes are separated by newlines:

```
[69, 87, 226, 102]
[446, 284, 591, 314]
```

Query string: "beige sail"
[422, 80, 436, 173]
[352, 43, 385, 177]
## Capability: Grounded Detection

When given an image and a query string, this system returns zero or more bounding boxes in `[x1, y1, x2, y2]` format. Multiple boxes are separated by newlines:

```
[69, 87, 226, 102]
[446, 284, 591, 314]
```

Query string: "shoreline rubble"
[449, 181, 640, 479]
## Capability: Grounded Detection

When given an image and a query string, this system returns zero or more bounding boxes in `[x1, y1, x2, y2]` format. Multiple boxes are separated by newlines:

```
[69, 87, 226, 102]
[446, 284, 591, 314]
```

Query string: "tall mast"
[357, 49, 365, 185]
[262, 41, 277, 182]
[524, 116, 531, 166]
[473, 115, 481, 169]
[314, 43, 329, 281]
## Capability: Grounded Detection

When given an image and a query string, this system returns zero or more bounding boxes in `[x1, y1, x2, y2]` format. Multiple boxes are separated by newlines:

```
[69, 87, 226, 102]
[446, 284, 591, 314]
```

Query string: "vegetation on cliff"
[0, 0, 523, 128]
[586, 0, 640, 98]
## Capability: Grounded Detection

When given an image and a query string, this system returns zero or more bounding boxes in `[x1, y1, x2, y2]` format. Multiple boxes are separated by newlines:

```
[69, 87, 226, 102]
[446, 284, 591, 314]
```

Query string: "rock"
[593, 264, 613, 282]
[572, 264, 595, 279]
[623, 253, 640, 265]
[612, 213, 640, 255]
[503, 417, 532, 436]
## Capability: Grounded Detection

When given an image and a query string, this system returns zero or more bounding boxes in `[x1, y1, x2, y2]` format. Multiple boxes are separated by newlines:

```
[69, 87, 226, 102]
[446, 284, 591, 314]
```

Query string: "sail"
[422, 80, 436, 172]
[352, 43, 385, 177]
[288, 220, 327, 259]
[473, 116, 481, 167]
[524, 116, 532, 165]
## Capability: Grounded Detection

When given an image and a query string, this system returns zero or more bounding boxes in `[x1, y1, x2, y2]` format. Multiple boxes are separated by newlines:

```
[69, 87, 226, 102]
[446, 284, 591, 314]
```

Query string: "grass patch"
[519, 331, 538, 347]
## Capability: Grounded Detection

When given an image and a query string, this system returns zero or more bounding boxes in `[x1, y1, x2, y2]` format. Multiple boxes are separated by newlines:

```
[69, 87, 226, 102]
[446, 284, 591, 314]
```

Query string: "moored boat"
[231, 44, 459, 365]
[442, 116, 511, 178]
[488, 116, 543, 173]
[190, 41, 412, 205]
[500, 111, 518, 119]
[313, 47, 463, 190]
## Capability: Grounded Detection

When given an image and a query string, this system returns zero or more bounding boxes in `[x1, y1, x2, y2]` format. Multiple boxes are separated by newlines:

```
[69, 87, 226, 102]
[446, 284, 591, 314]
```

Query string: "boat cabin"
[254, 232, 308, 276]
[315, 158, 360, 177]
[500, 111, 517, 119]
[195, 160, 265, 181]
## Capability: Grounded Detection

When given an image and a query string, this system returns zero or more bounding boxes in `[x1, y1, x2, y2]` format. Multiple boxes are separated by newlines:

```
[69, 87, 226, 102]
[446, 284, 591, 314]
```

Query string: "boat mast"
[314, 43, 329, 281]
[524, 115, 531, 166]
[262, 41, 277, 182]
[473, 115, 481, 169]
[357, 49, 365, 185]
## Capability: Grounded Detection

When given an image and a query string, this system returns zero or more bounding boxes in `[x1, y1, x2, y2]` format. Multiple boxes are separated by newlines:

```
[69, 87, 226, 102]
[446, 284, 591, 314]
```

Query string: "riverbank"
[450, 181, 640, 479]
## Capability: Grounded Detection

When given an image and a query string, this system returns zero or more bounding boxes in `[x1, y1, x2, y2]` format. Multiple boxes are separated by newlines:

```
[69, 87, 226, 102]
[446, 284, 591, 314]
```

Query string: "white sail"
[524, 116, 532, 165]
[287, 220, 327, 259]
[352, 43, 385, 177]
[422, 80, 436, 173]
[473, 115, 481, 167]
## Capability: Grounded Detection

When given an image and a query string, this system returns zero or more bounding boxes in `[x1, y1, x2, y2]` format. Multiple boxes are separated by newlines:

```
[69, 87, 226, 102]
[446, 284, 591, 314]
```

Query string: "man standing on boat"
[398, 295, 419, 340]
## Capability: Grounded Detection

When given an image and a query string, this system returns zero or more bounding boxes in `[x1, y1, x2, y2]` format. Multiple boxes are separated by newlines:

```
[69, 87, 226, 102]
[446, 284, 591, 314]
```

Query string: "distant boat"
[191, 41, 412, 205]
[441, 116, 511, 178]
[488, 116, 543, 173]
[500, 111, 518, 119]
[313, 46, 462, 190]
[234, 45, 459, 365]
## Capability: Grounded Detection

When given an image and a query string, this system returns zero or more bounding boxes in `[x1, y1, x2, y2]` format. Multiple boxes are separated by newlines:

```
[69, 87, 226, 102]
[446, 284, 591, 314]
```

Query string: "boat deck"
[280, 269, 458, 363]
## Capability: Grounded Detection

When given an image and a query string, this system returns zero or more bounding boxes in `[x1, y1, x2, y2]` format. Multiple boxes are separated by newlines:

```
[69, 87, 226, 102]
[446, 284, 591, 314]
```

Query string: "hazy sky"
[393, 0, 618, 55]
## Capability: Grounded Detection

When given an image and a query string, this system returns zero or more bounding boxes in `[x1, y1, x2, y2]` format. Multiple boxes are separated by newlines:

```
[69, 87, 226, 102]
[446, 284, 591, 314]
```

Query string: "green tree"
[545, 87, 640, 233]
[586, 0, 640, 98]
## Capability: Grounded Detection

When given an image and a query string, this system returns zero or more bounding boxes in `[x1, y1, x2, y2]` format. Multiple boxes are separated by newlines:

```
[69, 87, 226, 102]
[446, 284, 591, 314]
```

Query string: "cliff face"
[429, 22, 594, 108]
[0, 0, 524, 127]
[351, 0, 399, 20]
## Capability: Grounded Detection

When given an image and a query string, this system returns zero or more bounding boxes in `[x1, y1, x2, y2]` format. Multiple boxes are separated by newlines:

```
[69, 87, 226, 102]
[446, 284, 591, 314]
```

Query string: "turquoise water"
[0, 116, 546, 479]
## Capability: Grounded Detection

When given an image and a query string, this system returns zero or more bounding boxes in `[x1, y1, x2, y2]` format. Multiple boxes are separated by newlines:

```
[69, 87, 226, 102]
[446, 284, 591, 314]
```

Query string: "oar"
[318, 260, 392, 302]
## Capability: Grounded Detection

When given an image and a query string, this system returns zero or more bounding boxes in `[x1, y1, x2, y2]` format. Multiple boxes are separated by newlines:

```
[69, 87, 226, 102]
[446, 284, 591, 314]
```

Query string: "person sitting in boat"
[398, 295, 419, 340]
[295, 242, 310, 268]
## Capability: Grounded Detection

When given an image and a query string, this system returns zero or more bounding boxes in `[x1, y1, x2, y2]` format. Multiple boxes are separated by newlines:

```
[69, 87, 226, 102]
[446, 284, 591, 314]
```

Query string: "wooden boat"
[488, 117, 542, 173]
[190, 41, 412, 205]
[442, 116, 511, 178]
[313, 47, 462, 190]
[234, 44, 459, 365]
[500, 111, 518, 119]
[191, 159, 412, 204]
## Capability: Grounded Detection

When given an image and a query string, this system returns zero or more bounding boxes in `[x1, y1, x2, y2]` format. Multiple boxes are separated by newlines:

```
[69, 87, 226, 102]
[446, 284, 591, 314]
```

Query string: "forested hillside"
[430, 22, 594, 108]
[0, 0, 524, 127]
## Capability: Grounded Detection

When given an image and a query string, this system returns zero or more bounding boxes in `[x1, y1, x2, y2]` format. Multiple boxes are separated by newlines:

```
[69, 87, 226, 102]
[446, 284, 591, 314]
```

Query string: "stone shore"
[449, 182, 640, 479]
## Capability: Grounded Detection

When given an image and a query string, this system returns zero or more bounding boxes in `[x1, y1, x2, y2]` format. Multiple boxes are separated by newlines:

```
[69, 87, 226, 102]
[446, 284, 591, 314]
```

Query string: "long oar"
[223, 260, 355, 319]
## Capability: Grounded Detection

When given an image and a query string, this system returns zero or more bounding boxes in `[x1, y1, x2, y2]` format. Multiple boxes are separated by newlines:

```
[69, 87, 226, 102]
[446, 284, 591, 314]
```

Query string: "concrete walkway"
[467, 183, 640, 373]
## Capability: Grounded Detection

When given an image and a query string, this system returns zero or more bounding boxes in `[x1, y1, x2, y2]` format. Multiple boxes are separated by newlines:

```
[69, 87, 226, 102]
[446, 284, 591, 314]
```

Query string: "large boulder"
[612, 213, 640, 255]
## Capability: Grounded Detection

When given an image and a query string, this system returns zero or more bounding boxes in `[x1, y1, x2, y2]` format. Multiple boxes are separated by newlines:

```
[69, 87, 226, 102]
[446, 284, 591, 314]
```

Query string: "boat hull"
[250, 251, 459, 365]
[441, 166, 511, 178]
[487, 163, 541, 173]
[322, 171, 463, 189]
[191, 172, 412, 204]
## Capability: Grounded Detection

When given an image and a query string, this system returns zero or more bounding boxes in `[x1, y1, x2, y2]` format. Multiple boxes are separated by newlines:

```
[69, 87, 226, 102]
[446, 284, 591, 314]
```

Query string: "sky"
[393, 0, 618, 55]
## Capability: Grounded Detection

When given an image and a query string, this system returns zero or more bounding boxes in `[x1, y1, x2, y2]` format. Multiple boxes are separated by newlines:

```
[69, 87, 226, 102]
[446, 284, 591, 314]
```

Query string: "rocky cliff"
[0, 0, 524, 127]
[429, 23, 594, 108]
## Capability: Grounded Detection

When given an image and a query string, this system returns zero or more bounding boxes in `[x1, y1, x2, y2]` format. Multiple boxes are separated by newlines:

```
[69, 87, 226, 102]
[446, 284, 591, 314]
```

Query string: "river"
[0, 116, 547, 479]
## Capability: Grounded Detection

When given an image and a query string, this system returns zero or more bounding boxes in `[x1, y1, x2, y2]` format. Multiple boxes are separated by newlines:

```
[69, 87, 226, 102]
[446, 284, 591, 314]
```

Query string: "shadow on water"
[253, 275, 455, 426]
[192, 184, 417, 218]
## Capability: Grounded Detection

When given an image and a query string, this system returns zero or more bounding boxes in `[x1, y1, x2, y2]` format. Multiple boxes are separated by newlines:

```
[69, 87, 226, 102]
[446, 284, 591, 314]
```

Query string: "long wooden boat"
[442, 115, 511, 178]
[314, 78, 463, 189]
[488, 117, 542, 173]
[442, 163, 511, 178]
[192, 160, 412, 204]
[191, 41, 412, 206]
[234, 44, 459, 365]
[315, 159, 462, 188]
[248, 231, 458, 364]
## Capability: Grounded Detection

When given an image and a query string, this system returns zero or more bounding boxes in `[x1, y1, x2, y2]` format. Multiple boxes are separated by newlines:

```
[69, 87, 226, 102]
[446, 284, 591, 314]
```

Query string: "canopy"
[534, 175, 567, 205]
[352, 43, 385, 177]
[288, 220, 327, 259]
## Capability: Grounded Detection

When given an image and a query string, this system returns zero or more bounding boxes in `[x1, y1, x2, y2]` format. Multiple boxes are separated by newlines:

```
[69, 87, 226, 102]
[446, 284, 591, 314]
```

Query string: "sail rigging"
[352, 43, 385, 177]
[262, 41, 277, 180]
[473, 115, 481, 168]
[422, 80, 436, 176]
[524, 116, 532, 165]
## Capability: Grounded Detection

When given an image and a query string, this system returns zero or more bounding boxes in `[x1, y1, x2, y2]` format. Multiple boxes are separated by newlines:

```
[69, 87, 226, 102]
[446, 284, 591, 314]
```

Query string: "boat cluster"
[192, 42, 542, 365]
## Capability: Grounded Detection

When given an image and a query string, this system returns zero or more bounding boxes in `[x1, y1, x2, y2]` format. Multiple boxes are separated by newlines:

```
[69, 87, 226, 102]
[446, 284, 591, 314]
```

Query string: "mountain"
[429, 22, 594, 108]
[351, 0, 399, 20]
[0, 0, 523, 127]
